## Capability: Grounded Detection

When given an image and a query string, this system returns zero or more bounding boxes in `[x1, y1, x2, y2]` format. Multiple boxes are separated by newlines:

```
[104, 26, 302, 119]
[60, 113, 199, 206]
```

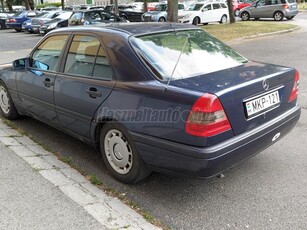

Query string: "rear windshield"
[130, 30, 248, 81]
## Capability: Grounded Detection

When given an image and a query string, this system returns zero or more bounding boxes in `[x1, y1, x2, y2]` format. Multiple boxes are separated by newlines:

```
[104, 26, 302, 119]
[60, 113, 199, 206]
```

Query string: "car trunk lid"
[169, 61, 298, 136]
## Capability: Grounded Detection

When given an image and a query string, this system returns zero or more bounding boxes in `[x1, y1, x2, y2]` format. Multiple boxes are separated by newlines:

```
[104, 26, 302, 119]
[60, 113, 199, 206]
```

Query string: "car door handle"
[43, 78, 54, 87]
[86, 88, 102, 98]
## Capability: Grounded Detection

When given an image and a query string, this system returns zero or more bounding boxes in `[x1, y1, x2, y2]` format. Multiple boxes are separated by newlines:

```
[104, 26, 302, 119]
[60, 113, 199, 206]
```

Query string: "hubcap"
[104, 129, 133, 175]
[242, 13, 248, 20]
[275, 13, 282, 20]
[0, 86, 10, 114]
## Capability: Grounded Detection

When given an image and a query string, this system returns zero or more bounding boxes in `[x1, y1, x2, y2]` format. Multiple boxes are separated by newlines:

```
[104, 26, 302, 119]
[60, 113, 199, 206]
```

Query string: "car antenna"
[164, 35, 189, 92]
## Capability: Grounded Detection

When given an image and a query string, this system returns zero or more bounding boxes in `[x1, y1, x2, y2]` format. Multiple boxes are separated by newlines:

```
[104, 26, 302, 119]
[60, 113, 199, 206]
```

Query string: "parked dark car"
[119, 10, 144, 22]
[22, 11, 49, 33]
[5, 10, 38, 32]
[68, 10, 126, 26]
[0, 23, 300, 184]
[39, 11, 73, 35]
[0, 17, 6, 29]
[31, 11, 63, 33]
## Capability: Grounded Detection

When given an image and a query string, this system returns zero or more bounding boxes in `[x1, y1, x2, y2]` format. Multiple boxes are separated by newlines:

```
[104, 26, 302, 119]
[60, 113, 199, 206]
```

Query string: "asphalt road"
[1, 14, 307, 229]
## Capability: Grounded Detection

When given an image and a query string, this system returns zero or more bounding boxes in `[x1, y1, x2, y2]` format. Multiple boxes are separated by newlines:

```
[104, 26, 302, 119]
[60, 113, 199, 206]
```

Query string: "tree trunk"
[61, 0, 65, 10]
[227, 0, 236, 23]
[1, 0, 5, 12]
[114, 0, 118, 15]
[5, 0, 13, 12]
[29, 0, 34, 10]
[24, 0, 30, 10]
[167, 0, 178, 22]
[143, 0, 148, 12]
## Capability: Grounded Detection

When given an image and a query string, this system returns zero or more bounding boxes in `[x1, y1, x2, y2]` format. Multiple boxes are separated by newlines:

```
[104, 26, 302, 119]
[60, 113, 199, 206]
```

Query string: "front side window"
[204, 4, 212, 11]
[32, 35, 68, 72]
[187, 4, 204, 11]
[130, 30, 248, 81]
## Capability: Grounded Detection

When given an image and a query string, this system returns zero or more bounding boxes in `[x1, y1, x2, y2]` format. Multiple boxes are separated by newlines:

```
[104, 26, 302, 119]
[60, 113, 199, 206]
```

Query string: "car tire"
[234, 9, 240, 17]
[241, 11, 250, 21]
[15, 28, 22, 32]
[100, 122, 151, 184]
[192, 17, 200, 25]
[286, 16, 294, 20]
[0, 81, 19, 120]
[203, 23, 209, 25]
[219, 15, 227, 24]
[273, 11, 284, 21]
[158, 17, 166, 22]
[0, 23, 3, 30]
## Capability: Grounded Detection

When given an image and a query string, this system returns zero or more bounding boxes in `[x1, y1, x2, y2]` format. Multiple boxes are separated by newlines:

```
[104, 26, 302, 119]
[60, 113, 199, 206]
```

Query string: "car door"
[15, 34, 69, 125]
[200, 4, 213, 23]
[212, 3, 222, 21]
[250, 0, 266, 18]
[54, 34, 116, 138]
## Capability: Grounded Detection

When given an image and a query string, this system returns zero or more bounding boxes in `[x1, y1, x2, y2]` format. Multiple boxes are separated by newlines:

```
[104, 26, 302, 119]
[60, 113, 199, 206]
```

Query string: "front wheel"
[192, 17, 200, 25]
[0, 81, 19, 120]
[158, 17, 166, 22]
[100, 122, 151, 184]
[219, 15, 227, 24]
[241, 11, 250, 21]
[274, 11, 284, 21]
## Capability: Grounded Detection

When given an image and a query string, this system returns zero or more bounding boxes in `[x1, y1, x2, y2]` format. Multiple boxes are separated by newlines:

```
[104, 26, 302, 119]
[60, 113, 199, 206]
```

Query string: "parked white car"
[179, 1, 229, 25]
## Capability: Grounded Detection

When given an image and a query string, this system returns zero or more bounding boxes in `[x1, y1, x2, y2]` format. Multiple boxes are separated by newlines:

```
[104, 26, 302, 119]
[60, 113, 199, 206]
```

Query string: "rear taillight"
[282, 4, 289, 9]
[288, 70, 300, 102]
[8, 18, 16, 23]
[185, 93, 231, 137]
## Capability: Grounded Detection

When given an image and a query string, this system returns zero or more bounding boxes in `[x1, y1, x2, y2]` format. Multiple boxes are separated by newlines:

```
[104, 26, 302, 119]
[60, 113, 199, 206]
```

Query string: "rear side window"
[68, 12, 83, 25]
[64, 35, 112, 80]
[32, 35, 68, 72]
[213, 3, 221, 9]
[221, 3, 227, 8]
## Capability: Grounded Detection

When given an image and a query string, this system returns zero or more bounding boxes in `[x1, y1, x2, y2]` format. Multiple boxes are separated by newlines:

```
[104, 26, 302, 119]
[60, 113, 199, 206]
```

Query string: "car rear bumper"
[131, 105, 300, 177]
[284, 9, 298, 17]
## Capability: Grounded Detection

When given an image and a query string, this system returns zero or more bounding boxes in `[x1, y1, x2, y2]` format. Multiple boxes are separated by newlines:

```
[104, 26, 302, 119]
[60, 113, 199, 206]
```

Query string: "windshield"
[13, 11, 25, 17]
[130, 30, 248, 81]
[187, 4, 204, 11]
[153, 4, 167, 11]
[56, 11, 72, 20]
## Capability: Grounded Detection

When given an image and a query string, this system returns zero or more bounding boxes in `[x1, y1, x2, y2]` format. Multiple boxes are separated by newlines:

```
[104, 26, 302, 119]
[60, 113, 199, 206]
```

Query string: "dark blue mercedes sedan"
[0, 23, 300, 183]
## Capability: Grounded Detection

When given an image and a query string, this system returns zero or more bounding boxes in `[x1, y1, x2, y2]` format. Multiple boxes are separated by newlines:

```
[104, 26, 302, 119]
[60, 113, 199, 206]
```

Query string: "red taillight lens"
[8, 18, 16, 23]
[288, 70, 300, 102]
[282, 4, 289, 9]
[185, 93, 231, 137]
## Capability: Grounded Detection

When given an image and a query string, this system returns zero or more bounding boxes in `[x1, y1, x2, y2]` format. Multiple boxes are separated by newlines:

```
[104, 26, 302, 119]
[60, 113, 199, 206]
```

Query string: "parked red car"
[233, 0, 253, 16]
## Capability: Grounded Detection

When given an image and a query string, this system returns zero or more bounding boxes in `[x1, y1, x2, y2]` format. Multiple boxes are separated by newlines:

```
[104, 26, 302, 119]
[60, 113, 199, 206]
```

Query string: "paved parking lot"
[1, 14, 307, 229]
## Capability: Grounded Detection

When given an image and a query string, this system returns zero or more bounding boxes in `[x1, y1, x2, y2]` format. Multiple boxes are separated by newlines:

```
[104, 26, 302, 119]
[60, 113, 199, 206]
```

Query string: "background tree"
[167, 0, 178, 22]
[24, 0, 30, 10]
[227, 0, 236, 23]
[5, 0, 13, 11]
[1, 0, 4, 12]
[143, 0, 147, 12]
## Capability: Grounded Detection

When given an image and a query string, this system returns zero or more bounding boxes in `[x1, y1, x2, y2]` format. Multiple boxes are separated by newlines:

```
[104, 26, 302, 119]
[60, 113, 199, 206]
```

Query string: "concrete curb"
[0, 120, 160, 230]
[244, 25, 301, 39]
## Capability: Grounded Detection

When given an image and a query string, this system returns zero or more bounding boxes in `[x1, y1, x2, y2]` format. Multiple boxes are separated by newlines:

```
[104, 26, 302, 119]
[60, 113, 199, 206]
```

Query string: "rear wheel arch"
[273, 11, 284, 21]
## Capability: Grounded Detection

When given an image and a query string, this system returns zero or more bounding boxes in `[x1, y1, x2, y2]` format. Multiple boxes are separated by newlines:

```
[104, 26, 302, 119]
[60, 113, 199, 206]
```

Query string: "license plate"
[245, 91, 280, 117]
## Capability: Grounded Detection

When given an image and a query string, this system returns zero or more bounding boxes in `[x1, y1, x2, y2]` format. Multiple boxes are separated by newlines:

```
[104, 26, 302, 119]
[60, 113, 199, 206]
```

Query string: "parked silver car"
[239, 0, 298, 21]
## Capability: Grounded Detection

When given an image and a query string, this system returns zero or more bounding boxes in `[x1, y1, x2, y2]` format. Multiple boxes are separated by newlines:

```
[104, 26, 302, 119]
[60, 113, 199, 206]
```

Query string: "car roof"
[53, 22, 198, 36]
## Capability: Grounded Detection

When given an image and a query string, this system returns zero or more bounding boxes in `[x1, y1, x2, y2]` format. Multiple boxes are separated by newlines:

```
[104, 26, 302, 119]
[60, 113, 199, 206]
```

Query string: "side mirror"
[13, 58, 26, 70]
